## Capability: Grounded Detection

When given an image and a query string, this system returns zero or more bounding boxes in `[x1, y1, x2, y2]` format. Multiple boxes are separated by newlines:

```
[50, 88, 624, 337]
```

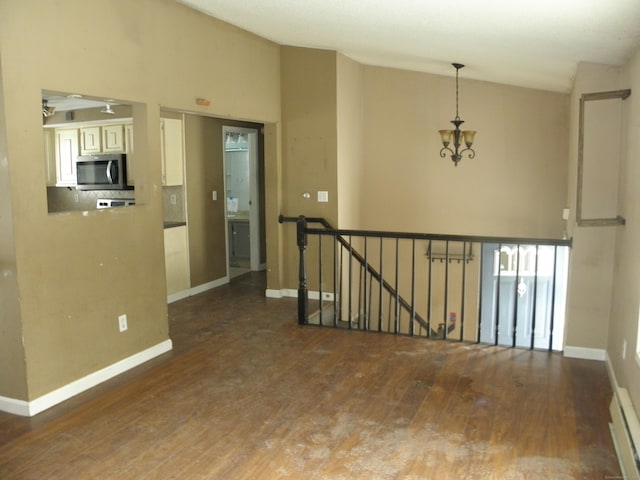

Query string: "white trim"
[0, 395, 29, 417]
[264, 289, 335, 301]
[563, 345, 606, 361]
[0, 339, 173, 417]
[167, 277, 230, 303]
[168, 289, 190, 304]
[188, 276, 230, 297]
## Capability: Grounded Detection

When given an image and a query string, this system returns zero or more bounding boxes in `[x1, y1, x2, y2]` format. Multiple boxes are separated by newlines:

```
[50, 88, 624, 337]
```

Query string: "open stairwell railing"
[279, 215, 572, 351]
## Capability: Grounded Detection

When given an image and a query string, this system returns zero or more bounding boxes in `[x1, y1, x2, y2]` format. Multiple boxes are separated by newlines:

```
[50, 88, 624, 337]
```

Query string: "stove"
[96, 198, 135, 209]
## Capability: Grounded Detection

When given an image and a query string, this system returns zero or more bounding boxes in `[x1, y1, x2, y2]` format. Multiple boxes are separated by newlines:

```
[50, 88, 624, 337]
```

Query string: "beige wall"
[564, 62, 623, 353]
[0, 55, 27, 400]
[359, 66, 569, 237]
[605, 49, 640, 407]
[184, 114, 227, 286]
[0, 0, 281, 402]
[280, 47, 339, 287]
[337, 54, 365, 229]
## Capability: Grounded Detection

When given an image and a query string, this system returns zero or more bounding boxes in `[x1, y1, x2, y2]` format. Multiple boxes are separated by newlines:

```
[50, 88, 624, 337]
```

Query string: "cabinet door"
[234, 222, 251, 261]
[160, 118, 184, 186]
[124, 123, 134, 185]
[102, 124, 124, 152]
[43, 129, 56, 186]
[55, 128, 79, 186]
[164, 226, 190, 296]
[80, 126, 101, 155]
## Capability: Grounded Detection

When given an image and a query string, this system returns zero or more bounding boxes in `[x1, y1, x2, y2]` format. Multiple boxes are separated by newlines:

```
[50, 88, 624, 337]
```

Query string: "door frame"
[222, 126, 261, 272]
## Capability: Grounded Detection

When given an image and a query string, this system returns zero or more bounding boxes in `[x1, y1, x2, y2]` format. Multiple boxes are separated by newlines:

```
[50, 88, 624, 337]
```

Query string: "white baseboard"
[167, 290, 191, 304]
[264, 289, 334, 301]
[168, 277, 230, 303]
[563, 345, 606, 361]
[190, 276, 229, 296]
[0, 339, 173, 417]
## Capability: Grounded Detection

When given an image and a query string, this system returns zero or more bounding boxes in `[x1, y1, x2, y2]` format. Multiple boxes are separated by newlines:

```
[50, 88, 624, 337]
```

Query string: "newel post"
[296, 215, 309, 325]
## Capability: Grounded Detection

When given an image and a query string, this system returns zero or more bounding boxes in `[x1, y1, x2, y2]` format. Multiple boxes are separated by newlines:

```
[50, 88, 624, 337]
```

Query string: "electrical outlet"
[623, 339, 627, 359]
[170, 194, 177, 205]
[212, 190, 217, 201]
[118, 314, 128, 332]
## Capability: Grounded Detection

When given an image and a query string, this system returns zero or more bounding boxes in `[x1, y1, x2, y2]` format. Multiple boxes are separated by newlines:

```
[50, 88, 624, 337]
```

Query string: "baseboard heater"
[610, 387, 640, 478]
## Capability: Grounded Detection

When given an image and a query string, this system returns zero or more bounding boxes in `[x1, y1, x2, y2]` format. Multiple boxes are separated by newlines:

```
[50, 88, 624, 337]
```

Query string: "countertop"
[228, 212, 249, 222]
[164, 221, 187, 229]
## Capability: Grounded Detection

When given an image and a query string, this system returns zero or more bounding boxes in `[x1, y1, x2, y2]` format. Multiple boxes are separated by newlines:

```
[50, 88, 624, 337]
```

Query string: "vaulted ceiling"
[179, 0, 640, 92]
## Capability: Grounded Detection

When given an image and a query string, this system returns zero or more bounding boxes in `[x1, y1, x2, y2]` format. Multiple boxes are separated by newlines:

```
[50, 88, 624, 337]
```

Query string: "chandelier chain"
[455, 66, 460, 120]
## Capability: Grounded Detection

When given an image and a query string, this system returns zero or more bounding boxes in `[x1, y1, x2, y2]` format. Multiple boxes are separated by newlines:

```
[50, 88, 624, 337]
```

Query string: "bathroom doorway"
[223, 126, 261, 278]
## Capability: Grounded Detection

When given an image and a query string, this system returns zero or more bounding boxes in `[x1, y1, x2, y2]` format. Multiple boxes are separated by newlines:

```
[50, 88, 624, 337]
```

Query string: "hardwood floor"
[0, 271, 621, 479]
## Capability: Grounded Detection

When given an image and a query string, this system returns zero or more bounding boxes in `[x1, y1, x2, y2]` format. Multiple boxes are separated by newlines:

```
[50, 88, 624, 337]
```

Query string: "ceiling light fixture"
[42, 100, 56, 118]
[100, 103, 115, 114]
[439, 63, 476, 167]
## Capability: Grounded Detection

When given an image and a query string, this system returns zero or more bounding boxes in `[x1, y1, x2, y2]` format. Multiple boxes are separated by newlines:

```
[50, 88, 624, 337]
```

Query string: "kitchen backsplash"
[47, 188, 136, 213]
[47, 185, 186, 223]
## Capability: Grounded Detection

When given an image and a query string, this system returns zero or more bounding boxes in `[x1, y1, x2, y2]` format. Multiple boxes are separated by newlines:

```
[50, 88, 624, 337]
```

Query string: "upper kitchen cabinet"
[80, 126, 102, 155]
[160, 117, 184, 186]
[102, 124, 125, 152]
[124, 123, 135, 186]
[43, 128, 56, 187]
[55, 128, 80, 186]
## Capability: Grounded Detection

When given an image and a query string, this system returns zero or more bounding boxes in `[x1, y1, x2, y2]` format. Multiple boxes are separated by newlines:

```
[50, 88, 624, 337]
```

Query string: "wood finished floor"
[0, 271, 621, 479]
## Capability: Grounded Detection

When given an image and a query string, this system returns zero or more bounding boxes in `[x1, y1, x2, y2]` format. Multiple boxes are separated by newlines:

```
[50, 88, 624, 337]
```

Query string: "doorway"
[223, 126, 261, 278]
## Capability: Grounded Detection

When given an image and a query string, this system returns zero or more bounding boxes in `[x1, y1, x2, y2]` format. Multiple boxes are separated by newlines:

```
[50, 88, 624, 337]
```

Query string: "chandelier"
[439, 63, 476, 166]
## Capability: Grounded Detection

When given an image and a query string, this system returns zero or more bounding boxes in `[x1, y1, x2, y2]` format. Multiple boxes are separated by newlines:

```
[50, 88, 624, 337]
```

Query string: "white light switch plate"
[318, 191, 329, 202]
[212, 190, 217, 201]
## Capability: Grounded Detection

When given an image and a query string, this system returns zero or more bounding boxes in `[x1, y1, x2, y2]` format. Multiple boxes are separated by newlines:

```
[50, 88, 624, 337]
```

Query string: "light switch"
[318, 191, 329, 202]
[212, 190, 217, 201]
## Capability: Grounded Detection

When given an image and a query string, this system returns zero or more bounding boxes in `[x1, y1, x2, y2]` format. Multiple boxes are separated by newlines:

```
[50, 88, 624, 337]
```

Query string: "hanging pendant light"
[439, 63, 476, 166]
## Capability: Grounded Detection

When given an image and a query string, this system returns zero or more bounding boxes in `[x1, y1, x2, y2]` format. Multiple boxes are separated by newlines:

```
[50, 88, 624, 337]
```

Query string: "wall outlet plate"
[118, 314, 128, 332]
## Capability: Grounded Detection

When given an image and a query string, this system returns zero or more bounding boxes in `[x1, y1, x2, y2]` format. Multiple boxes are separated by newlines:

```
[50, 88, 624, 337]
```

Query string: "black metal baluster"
[338, 235, 344, 325]
[529, 245, 540, 350]
[318, 234, 323, 326]
[378, 237, 384, 333]
[477, 242, 484, 344]
[460, 241, 467, 341]
[549, 246, 559, 351]
[348, 235, 353, 329]
[494, 243, 502, 345]
[333, 234, 340, 328]
[357, 253, 363, 330]
[394, 238, 400, 334]
[363, 236, 369, 331]
[512, 243, 521, 348]
[444, 241, 450, 340]
[410, 239, 416, 337]
[427, 240, 433, 338]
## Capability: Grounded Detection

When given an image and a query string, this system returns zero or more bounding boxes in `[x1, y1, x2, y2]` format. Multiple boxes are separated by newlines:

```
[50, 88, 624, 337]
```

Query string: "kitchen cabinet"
[228, 220, 250, 266]
[102, 124, 125, 152]
[160, 118, 184, 186]
[124, 123, 135, 185]
[43, 128, 56, 186]
[164, 225, 190, 297]
[80, 126, 102, 155]
[55, 128, 79, 186]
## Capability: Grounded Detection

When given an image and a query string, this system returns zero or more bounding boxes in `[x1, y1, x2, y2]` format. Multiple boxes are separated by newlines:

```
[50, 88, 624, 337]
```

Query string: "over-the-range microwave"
[76, 153, 133, 191]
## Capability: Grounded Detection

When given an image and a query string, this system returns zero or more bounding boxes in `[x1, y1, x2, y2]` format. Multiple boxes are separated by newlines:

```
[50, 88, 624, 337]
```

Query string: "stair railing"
[279, 214, 572, 350]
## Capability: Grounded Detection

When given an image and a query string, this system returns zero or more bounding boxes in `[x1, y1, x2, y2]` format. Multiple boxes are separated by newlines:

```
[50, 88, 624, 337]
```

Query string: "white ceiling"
[178, 0, 640, 92]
